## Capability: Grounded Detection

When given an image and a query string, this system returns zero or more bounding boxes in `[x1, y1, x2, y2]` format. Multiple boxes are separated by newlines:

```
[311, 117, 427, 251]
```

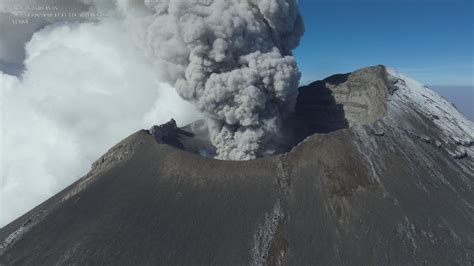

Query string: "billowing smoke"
[130, 0, 305, 160]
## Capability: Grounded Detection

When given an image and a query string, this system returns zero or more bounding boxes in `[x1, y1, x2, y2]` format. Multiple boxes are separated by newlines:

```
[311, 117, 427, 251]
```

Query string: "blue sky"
[295, 0, 473, 87]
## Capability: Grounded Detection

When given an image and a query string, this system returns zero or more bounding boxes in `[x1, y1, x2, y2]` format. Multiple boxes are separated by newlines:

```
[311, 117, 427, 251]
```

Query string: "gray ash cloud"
[132, 0, 305, 160]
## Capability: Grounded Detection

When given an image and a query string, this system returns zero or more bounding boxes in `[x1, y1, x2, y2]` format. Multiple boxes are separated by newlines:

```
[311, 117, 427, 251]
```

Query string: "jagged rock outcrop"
[1, 66, 473, 265]
[148, 119, 194, 150]
[282, 65, 392, 150]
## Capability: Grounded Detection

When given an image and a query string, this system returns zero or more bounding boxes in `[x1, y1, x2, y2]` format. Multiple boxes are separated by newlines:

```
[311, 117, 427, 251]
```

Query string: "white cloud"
[0, 17, 200, 227]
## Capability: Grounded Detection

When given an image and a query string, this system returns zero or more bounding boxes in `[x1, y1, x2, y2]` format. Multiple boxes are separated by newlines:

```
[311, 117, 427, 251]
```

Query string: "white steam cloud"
[0, 0, 91, 72]
[129, 0, 305, 160]
[0, 6, 199, 226]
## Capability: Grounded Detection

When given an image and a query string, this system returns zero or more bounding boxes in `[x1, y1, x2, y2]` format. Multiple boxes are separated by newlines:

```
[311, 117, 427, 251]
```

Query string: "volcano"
[1, 65, 473, 265]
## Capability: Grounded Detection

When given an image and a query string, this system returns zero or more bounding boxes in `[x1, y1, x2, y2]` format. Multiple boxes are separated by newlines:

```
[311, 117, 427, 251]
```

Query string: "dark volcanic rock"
[148, 119, 194, 149]
[1, 66, 473, 265]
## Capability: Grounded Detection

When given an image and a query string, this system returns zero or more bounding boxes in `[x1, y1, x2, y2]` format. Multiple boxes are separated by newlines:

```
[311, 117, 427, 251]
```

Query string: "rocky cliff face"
[1, 66, 473, 265]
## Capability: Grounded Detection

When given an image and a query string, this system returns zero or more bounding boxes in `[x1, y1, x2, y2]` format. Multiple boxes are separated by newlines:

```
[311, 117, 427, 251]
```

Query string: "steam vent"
[1, 66, 473, 265]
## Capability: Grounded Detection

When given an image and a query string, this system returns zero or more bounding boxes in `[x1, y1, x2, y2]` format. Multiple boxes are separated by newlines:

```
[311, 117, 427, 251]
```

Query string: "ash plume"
[135, 0, 305, 160]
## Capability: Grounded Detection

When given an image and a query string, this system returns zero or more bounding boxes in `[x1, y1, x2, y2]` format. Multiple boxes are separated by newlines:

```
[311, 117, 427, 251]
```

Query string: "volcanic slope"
[1, 65, 473, 265]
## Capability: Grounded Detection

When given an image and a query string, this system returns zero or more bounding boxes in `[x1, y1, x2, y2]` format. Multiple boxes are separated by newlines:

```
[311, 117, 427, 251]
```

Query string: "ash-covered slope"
[1, 66, 473, 265]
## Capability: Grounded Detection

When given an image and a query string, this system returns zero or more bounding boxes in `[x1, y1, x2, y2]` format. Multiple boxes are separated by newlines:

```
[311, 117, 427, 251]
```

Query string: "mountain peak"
[1, 66, 473, 265]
